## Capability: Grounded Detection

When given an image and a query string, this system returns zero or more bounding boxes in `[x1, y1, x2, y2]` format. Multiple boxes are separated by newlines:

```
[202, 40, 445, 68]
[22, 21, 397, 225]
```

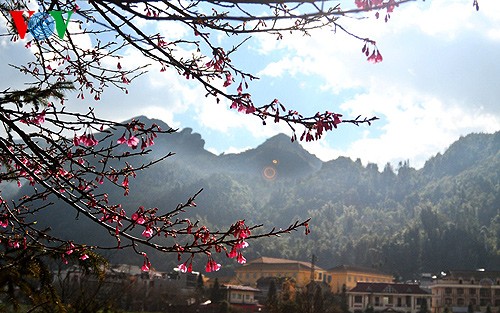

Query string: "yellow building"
[234, 257, 327, 288]
[328, 265, 394, 293]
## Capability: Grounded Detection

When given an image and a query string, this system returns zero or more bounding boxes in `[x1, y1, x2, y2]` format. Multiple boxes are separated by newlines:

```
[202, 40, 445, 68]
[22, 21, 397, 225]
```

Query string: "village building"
[234, 256, 327, 288]
[223, 284, 263, 312]
[430, 270, 500, 313]
[328, 265, 394, 293]
[348, 282, 432, 313]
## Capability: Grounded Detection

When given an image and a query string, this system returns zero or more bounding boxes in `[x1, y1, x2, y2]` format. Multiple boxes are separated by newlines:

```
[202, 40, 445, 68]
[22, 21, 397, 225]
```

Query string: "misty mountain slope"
[218, 133, 322, 179]
[5, 116, 499, 277]
[421, 131, 500, 179]
[415, 149, 500, 228]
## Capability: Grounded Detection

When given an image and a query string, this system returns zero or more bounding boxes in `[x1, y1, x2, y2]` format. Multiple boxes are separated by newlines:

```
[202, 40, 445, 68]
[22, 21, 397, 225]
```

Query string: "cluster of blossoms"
[73, 132, 99, 147]
[205, 47, 229, 73]
[117, 124, 157, 150]
[0, 215, 8, 228]
[64, 242, 89, 262]
[175, 220, 251, 274]
[141, 253, 152, 272]
[355, 0, 397, 22]
[299, 112, 343, 142]
[362, 42, 383, 64]
[355, 0, 397, 12]
[20, 110, 46, 125]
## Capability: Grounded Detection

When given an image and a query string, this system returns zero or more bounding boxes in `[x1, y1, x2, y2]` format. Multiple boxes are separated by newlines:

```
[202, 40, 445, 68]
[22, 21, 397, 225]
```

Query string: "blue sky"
[1, 0, 499, 169]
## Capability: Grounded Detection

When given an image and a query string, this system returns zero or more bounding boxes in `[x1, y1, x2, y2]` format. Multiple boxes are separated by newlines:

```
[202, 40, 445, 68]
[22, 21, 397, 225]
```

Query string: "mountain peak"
[122, 115, 172, 131]
[264, 133, 293, 143]
[215, 132, 322, 178]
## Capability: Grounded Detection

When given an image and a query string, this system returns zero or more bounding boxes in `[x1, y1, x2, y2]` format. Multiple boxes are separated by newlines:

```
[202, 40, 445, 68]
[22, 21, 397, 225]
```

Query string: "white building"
[349, 282, 431, 313]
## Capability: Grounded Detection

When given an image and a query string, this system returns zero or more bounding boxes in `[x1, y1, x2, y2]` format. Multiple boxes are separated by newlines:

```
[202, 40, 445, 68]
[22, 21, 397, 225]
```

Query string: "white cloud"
[300, 137, 345, 162]
[192, 95, 291, 138]
[248, 0, 500, 168]
[337, 87, 500, 168]
[2, 0, 499, 171]
[139, 105, 180, 129]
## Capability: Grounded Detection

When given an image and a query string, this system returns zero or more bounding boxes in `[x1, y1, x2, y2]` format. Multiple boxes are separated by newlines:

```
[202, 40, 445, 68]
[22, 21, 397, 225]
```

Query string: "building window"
[480, 288, 490, 297]
[457, 288, 464, 295]
[459, 279, 463, 284]
[246, 295, 250, 299]
[495, 289, 500, 296]
[238, 294, 242, 299]
[375, 297, 380, 306]
[445, 298, 452, 305]
[355, 296, 363, 303]
[470, 288, 476, 295]
[445, 288, 452, 295]
[457, 298, 465, 306]
[397, 298, 402, 307]
[319, 273, 322, 280]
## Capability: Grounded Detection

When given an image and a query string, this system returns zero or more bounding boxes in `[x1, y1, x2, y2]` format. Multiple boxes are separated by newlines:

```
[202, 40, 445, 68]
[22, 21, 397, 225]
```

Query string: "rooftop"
[328, 264, 391, 276]
[224, 284, 260, 292]
[350, 282, 430, 295]
[239, 256, 325, 271]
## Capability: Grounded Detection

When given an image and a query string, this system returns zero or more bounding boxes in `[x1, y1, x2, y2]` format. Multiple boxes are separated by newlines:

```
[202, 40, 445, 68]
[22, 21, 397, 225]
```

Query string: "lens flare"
[262, 166, 276, 180]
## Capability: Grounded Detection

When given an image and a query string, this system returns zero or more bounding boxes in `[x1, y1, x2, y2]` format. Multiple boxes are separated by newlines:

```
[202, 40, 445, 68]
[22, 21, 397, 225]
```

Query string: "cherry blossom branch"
[2, 0, 460, 276]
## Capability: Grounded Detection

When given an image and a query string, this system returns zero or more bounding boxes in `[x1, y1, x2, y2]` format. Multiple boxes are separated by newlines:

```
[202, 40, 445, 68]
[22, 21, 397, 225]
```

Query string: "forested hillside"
[7, 116, 499, 280]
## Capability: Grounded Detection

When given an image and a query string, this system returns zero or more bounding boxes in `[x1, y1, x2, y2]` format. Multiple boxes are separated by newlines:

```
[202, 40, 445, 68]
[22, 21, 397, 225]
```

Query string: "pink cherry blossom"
[205, 258, 221, 272]
[178, 261, 193, 273]
[0, 217, 8, 228]
[33, 110, 46, 125]
[234, 240, 249, 250]
[333, 114, 342, 128]
[132, 212, 145, 224]
[237, 252, 246, 264]
[121, 177, 129, 188]
[117, 134, 127, 144]
[66, 242, 75, 255]
[142, 226, 153, 238]
[127, 136, 139, 148]
[228, 246, 238, 258]
[178, 262, 188, 273]
[80, 254, 89, 261]
[223, 72, 233, 87]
